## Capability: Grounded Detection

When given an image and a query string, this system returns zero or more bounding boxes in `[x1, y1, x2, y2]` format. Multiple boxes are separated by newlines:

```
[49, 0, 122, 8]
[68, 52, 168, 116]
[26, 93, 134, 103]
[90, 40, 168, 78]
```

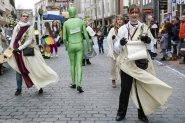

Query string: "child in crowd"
[160, 30, 169, 61]
[97, 31, 104, 54]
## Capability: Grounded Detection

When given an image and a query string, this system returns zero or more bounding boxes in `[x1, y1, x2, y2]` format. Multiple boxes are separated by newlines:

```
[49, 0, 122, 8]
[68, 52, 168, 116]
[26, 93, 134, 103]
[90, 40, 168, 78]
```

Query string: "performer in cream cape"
[114, 4, 172, 122]
[107, 15, 124, 88]
[7, 12, 59, 95]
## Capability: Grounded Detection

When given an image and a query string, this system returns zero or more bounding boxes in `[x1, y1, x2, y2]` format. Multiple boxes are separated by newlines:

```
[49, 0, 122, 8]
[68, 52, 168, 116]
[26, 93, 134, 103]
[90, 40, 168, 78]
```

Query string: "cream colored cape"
[7, 21, 59, 90]
[116, 22, 173, 115]
[107, 27, 116, 59]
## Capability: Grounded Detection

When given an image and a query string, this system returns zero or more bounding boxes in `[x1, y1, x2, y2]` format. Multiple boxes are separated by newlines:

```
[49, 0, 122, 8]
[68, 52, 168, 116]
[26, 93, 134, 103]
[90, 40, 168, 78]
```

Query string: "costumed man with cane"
[63, 7, 92, 93]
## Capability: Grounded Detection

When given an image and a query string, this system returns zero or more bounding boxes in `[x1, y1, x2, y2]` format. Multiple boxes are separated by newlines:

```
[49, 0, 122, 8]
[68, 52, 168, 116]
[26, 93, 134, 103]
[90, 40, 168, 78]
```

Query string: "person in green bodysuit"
[63, 7, 91, 93]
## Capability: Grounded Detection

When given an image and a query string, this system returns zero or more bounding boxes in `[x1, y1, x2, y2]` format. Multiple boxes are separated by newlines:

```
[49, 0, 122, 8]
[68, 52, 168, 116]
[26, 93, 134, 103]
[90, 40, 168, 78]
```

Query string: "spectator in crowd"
[42, 22, 55, 59]
[171, 16, 180, 60]
[97, 30, 104, 54]
[164, 18, 173, 51]
[148, 19, 158, 59]
[160, 30, 169, 61]
[83, 23, 97, 66]
[51, 20, 59, 57]
[179, 12, 185, 64]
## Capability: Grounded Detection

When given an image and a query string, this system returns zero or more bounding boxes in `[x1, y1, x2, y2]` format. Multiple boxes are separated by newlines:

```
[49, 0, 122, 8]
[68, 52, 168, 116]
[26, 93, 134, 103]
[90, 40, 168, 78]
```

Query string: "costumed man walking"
[114, 4, 172, 122]
[7, 12, 59, 96]
[63, 7, 91, 93]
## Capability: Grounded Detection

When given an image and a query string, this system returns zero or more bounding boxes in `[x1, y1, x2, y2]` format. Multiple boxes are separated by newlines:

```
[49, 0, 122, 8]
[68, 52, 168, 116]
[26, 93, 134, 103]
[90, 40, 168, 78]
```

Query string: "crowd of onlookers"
[154, 13, 185, 64]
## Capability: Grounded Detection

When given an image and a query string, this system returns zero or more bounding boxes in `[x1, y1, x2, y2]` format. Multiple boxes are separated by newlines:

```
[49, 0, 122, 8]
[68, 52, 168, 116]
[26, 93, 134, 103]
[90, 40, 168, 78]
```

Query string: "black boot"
[69, 84, 76, 89]
[0, 64, 3, 75]
[116, 113, 125, 121]
[102, 49, 104, 54]
[38, 88, 43, 94]
[82, 59, 85, 66]
[160, 57, 166, 61]
[15, 89, 22, 96]
[86, 59, 91, 65]
[77, 86, 84, 93]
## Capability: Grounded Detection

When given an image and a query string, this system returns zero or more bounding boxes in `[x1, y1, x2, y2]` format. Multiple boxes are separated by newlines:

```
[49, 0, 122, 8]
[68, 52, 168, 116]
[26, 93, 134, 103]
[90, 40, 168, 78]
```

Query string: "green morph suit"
[63, 7, 91, 89]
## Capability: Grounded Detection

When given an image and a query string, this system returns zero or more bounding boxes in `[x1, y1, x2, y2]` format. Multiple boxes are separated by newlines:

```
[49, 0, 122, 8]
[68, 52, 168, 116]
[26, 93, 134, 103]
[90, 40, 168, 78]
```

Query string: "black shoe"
[77, 86, 84, 93]
[43, 56, 50, 59]
[82, 59, 85, 66]
[15, 89, 22, 96]
[160, 57, 166, 61]
[138, 115, 149, 123]
[0, 65, 3, 75]
[116, 114, 125, 121]
[82, 62, 85, 66]
[38, 88, 43, 94]
[69, 84, 76, 88]
[86, 59, 91, 65]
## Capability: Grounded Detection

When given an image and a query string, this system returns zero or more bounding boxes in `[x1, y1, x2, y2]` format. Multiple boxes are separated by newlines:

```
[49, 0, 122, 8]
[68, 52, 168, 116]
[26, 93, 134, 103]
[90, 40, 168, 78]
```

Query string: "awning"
[43, 14, 65, 22]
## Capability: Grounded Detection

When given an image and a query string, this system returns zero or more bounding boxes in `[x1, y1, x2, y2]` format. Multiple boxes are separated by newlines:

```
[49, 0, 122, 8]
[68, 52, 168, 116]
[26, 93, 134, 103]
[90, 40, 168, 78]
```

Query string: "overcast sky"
[15, 0, 40, 10]
[15, 0, 128, 11]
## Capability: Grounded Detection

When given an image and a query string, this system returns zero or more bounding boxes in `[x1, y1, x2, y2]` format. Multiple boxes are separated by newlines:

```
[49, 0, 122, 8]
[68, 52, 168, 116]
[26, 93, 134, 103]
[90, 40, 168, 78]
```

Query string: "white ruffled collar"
[128, 21, 143, 28]
[17, 21, 31, 27]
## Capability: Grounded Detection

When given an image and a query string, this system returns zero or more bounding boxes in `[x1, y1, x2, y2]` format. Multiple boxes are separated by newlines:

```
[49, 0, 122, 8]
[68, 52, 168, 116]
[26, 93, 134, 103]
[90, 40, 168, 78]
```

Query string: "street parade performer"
[114, 4, 173, 122]
[63, 7, 92, 93]
[6, 12, 59, 96]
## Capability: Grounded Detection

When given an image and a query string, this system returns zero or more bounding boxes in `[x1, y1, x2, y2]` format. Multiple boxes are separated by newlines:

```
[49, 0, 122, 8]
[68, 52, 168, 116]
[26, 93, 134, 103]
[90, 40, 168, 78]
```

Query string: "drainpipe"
[102, 0, 105, 27]
[140, 0, 143, 22]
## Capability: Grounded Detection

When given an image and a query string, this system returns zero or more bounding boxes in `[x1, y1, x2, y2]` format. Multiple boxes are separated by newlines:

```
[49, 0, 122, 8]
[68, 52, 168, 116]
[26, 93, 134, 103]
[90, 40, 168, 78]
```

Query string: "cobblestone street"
[0, 43, 185, 123]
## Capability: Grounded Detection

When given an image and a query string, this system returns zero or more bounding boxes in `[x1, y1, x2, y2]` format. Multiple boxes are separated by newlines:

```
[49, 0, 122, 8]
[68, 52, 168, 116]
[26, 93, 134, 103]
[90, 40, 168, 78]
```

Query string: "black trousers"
[0, 64, 2, 75]
[117, 70, 145, 117]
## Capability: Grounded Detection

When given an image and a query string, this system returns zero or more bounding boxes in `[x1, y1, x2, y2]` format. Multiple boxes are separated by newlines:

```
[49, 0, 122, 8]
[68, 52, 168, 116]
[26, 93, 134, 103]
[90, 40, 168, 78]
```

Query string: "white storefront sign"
[176, 0, 185, 4]
[172, 3, 177, 16]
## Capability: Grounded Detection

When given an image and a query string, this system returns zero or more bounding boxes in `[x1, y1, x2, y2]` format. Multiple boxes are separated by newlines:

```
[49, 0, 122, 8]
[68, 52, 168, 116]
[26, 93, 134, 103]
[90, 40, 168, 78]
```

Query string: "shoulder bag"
[23, 47, 34, 56]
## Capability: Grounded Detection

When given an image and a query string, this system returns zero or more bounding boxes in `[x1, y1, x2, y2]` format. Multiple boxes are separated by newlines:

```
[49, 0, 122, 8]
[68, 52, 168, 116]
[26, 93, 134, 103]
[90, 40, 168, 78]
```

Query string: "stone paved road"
[0, 42, 185, 123]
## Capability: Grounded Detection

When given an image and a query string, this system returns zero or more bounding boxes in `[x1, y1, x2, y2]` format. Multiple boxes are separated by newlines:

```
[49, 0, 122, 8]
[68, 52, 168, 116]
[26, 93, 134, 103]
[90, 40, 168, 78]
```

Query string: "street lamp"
[94, 0, 98, 32]
[38, 6, 43, 35]
[140, 0, 144, 22]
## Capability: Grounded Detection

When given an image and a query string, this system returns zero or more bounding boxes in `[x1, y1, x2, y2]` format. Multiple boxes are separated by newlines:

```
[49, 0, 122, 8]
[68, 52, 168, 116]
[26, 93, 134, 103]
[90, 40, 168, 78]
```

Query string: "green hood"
[68, 7, 76, 18]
